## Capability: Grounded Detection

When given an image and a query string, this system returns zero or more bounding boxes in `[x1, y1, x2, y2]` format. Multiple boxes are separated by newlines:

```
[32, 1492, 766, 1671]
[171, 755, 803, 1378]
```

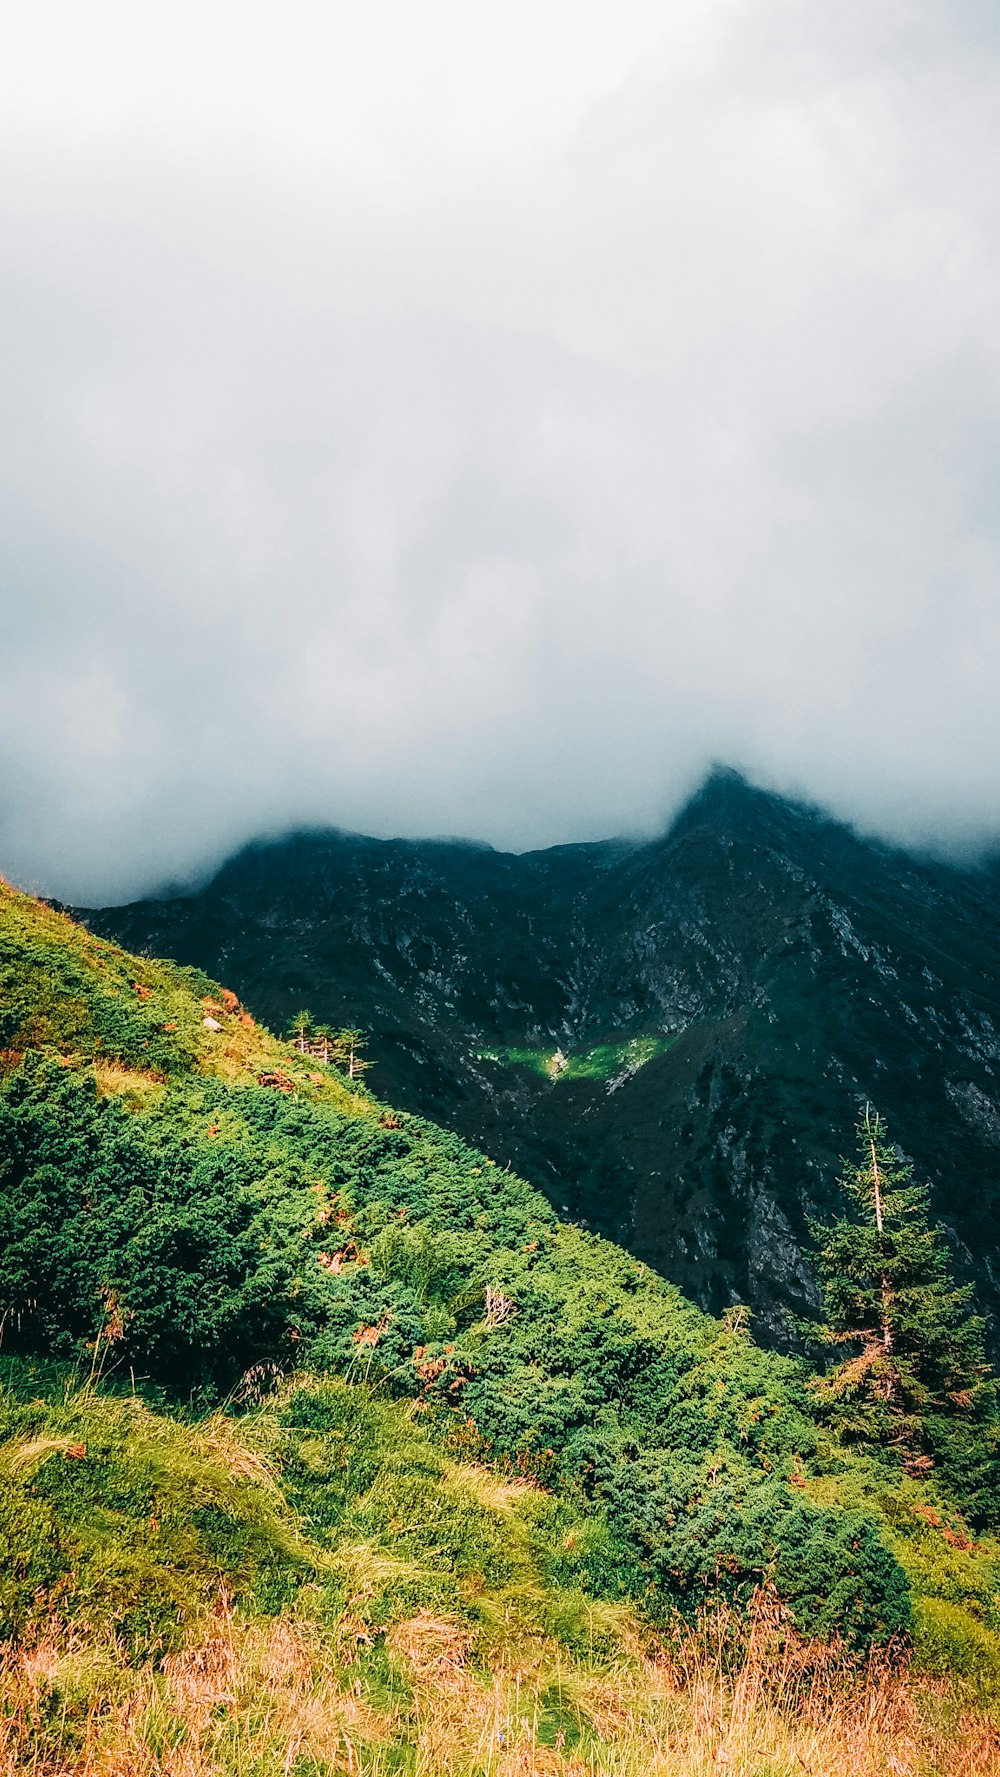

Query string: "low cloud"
[2, 0, 1000, 901]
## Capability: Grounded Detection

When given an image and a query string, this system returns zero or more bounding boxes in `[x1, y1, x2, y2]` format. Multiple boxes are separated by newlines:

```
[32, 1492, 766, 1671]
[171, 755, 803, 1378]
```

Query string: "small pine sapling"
[288, 1009, 315, 1053]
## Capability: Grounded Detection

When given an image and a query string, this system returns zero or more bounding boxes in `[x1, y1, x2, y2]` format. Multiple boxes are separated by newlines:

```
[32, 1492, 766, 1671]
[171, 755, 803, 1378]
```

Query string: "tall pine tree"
[812, 1106, 993, 1475]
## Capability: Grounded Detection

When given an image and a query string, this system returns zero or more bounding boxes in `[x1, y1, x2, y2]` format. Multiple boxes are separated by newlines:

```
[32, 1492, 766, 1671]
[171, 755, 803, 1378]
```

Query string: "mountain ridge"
[80, 769, 1000, 1351]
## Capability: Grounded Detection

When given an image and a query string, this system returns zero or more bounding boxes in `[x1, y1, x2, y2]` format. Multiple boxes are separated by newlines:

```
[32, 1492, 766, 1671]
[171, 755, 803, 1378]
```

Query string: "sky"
[2, 0, 1000, 903]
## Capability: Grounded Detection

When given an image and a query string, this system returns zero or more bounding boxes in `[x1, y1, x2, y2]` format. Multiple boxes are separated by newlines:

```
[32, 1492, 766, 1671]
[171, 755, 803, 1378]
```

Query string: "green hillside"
[2, 876, 1000, 1773]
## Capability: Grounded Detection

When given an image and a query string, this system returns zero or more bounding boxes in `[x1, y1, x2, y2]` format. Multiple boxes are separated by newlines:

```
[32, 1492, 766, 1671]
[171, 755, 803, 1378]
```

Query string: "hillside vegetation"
[2, 876, 1000, 1773]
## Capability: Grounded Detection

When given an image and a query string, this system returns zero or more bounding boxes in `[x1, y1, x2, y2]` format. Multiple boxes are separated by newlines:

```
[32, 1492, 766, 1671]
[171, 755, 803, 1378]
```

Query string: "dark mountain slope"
[83, 770, 1000, 1346]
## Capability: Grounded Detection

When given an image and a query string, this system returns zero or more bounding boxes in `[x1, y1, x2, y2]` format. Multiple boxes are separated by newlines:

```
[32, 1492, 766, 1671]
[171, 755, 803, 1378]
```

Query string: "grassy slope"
[2, 877, 1000, 1772]
[5, 1365, 1000, 1777]
[473, 1037, 676, 1083]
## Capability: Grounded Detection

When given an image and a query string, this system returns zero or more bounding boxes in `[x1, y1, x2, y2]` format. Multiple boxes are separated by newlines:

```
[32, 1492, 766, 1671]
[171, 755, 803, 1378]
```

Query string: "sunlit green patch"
[474, 1045, 559, 1076]
[474, 1034, 677, 1083]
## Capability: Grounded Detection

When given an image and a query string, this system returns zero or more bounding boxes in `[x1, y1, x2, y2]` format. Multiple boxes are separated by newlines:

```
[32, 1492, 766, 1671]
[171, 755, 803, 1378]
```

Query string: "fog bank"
[2, 1, 1000, 901]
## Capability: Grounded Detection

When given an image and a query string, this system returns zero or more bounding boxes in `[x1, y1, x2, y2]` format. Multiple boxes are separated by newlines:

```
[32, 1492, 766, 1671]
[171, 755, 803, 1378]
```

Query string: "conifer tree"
[288, 1009, 314, 1053]
[329, 1027, 371, 1082]
[812, 1106, 992, 1463]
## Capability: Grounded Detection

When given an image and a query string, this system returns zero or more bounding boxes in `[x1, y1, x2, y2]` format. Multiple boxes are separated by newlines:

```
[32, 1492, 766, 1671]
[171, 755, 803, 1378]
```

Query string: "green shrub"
[591, 1448, 910, 1648]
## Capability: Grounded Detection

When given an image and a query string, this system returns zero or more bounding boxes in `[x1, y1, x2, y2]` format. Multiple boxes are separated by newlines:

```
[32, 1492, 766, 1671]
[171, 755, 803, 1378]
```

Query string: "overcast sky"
[2, 0, 1000, 902]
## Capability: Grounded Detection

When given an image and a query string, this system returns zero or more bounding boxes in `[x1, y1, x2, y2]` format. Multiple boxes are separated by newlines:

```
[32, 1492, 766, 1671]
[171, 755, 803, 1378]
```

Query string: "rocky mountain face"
[82, 770, 1000, 1349]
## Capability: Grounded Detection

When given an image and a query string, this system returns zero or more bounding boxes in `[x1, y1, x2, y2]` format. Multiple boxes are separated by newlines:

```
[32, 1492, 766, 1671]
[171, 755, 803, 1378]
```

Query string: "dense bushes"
[596, 1448, 910, 1641]
[3, 879, 993, 1651]
[0, 1054, 915, 1646]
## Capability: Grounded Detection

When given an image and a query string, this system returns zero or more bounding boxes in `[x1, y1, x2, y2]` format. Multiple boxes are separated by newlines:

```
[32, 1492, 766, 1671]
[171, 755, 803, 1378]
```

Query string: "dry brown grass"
[369, 1590, 1000, 1777]
[441, 1461, 542, 1514]
[91, 1058, 167, 1103]
[0, 1613, 389, 1777]
[2, 1592, 1000, 1777]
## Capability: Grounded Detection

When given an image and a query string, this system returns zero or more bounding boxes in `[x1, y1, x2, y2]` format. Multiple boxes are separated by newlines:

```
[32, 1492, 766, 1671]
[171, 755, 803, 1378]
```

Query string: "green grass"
[0, 1360, 605, 1665]
[474, 1034, 677, 1083]
[0, 1361, 633, 1772]
[0, 874, 367, 1112]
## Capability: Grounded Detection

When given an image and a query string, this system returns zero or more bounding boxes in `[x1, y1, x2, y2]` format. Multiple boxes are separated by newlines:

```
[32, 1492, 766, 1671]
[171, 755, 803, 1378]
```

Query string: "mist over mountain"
[5, 3, 1000, 900]
[83, 768, 1000, 1353]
